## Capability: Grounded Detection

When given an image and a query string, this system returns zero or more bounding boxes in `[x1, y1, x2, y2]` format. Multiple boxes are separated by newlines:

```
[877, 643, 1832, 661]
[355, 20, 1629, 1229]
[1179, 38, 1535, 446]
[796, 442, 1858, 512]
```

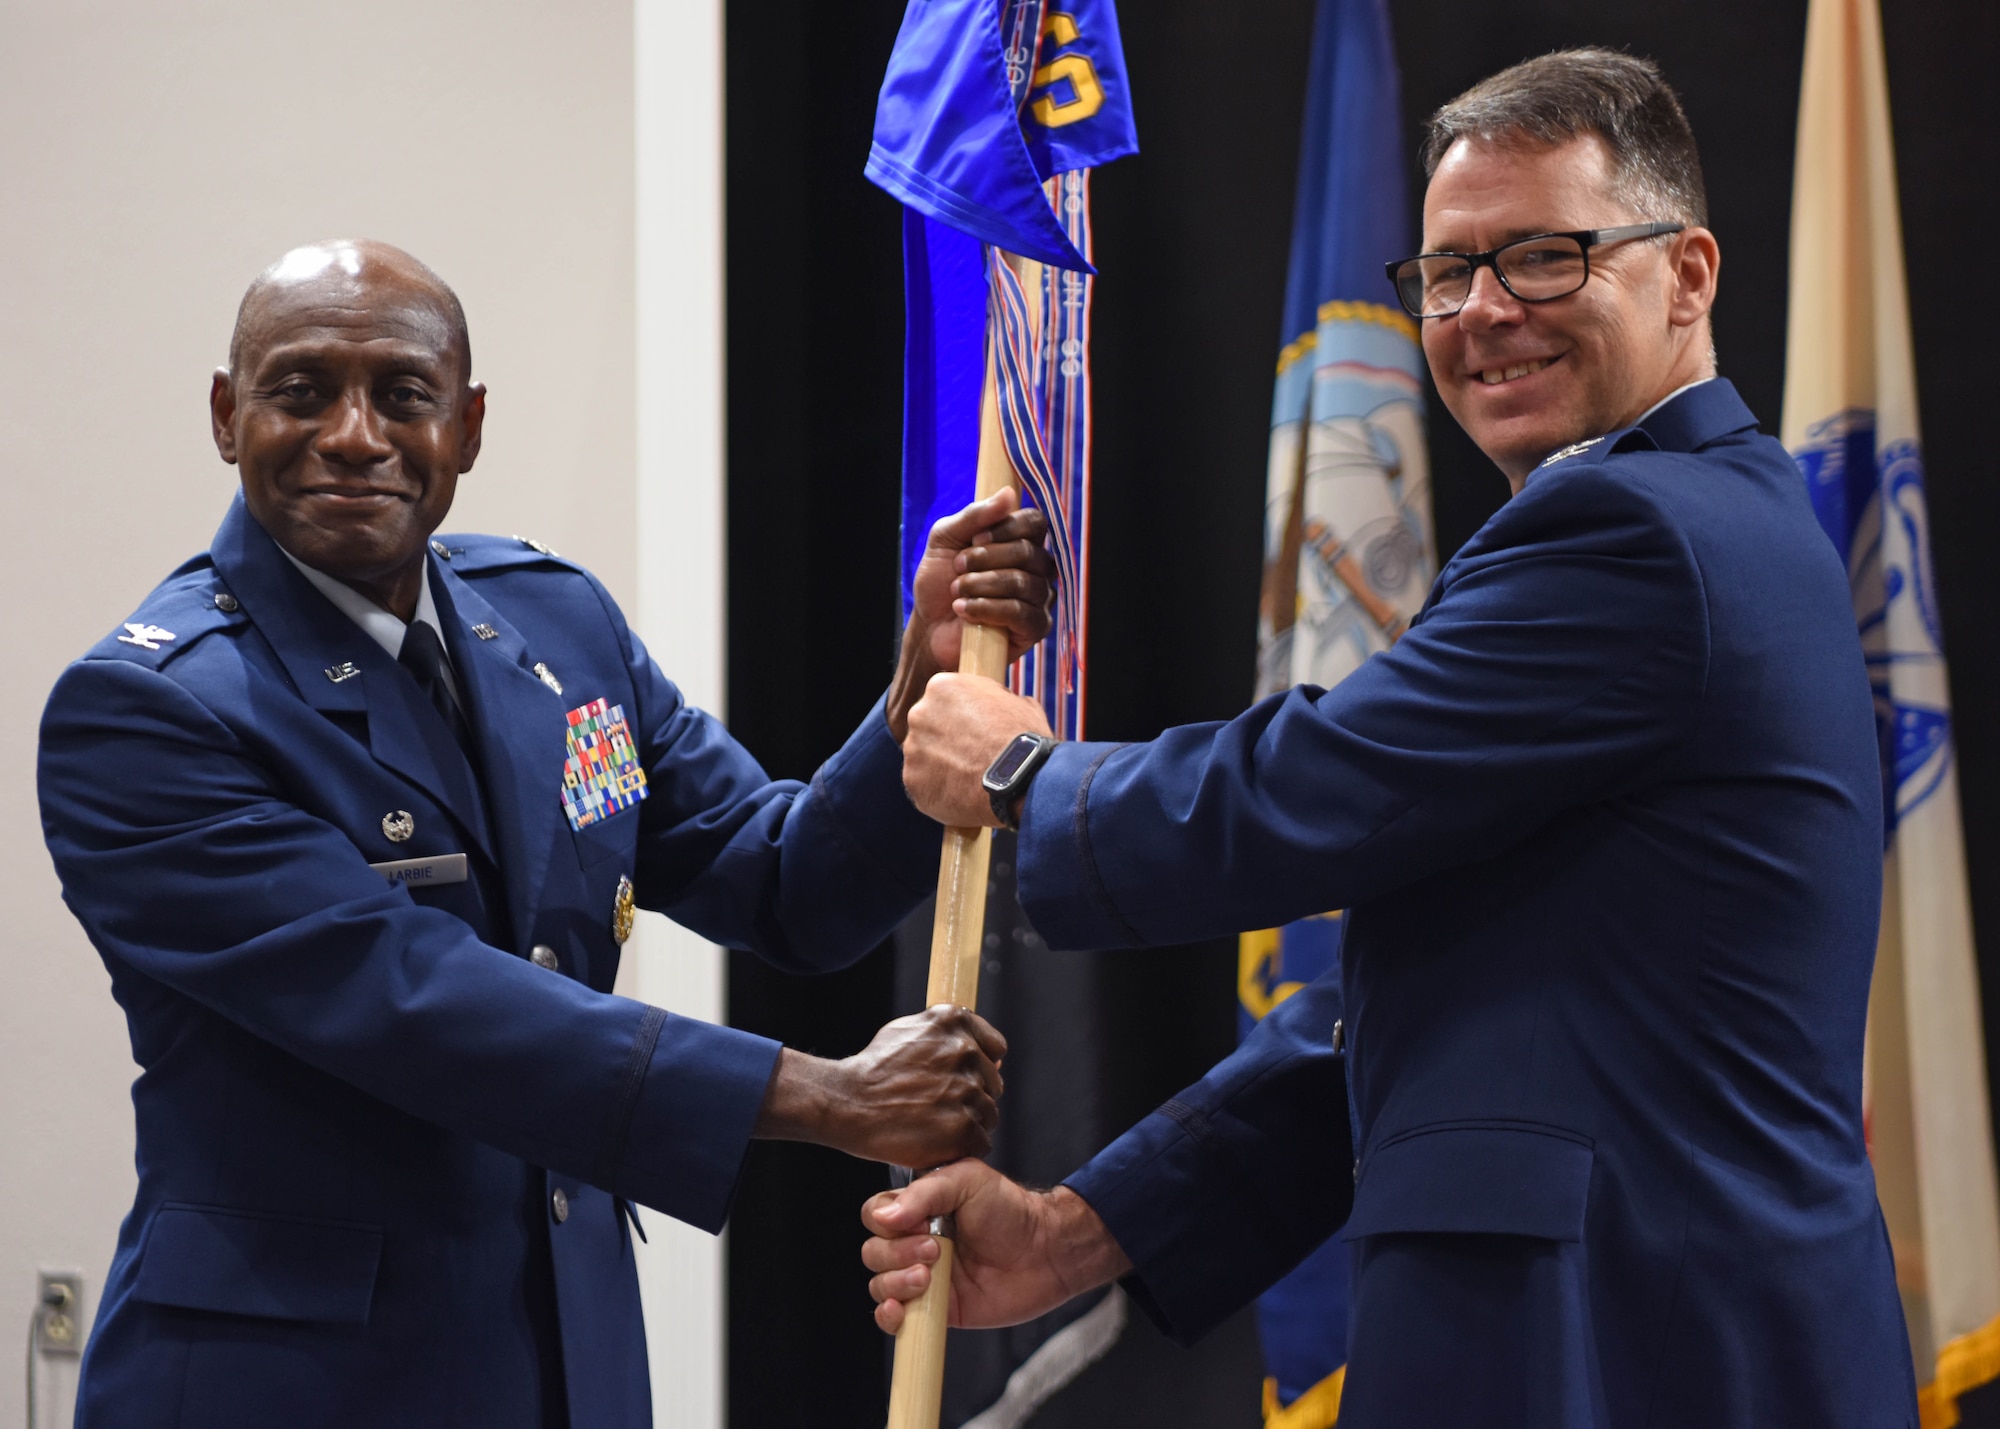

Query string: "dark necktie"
[398, 620, 476, 761]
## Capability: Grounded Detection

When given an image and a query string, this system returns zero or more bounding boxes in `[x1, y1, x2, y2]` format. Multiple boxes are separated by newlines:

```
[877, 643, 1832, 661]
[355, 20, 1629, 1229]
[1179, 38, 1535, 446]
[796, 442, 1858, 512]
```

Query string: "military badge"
[382, 810, 415, 842]
[535, 662, 564, 696]
[559, 698, 649, 831]
[612, 874, 635, 945]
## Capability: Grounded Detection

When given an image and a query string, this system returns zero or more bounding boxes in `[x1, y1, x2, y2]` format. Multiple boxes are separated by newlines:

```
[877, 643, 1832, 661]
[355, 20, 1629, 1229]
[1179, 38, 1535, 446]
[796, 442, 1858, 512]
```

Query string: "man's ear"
[458, 383, 487, 472]
[210, 368, 239, 464]
[1668, 227, 1720, 329]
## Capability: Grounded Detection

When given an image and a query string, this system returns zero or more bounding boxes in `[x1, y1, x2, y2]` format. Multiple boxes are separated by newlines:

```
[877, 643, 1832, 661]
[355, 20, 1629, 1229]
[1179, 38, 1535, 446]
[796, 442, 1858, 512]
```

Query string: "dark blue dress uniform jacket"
[1035, 382, 1917, 1427]
[37, 498, 940, 1428]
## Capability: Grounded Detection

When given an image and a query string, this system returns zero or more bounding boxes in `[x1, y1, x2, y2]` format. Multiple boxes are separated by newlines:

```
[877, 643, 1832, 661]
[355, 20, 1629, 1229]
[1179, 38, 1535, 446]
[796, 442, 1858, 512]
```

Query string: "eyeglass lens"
[1394, 235, 1590, 317]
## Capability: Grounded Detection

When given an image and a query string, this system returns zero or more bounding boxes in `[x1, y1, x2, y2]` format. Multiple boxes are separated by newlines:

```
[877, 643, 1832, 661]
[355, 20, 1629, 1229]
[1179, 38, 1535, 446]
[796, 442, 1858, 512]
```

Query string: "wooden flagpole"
[885, 253, 1037, 1429]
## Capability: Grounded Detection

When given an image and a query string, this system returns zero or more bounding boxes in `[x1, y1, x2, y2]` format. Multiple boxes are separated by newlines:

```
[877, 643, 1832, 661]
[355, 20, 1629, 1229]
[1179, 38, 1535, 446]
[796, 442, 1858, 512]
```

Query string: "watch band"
[982, 733, 1057, 830]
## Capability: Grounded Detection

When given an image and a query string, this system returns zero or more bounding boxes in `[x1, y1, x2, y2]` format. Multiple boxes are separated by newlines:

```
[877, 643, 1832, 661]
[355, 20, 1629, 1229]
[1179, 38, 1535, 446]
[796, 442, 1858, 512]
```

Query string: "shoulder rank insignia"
[117, 622, 176, 651]
[513, 534, 560, 557]
[560, 697, 649, 832]
[1537, 436, 1605, 469]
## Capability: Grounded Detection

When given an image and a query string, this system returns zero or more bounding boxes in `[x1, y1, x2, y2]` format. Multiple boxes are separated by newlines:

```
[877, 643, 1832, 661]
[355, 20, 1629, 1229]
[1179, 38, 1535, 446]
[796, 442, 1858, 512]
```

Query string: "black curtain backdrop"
[720, 3, 1999, 1425]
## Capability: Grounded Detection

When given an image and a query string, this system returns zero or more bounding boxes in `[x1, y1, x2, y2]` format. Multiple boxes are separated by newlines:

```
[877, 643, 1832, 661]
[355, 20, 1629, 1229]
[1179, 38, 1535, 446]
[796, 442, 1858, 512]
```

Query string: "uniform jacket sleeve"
[1015, 457, 1712, 950]
[612, 614, 940, 975]
[1064, 973, 1350, 1346]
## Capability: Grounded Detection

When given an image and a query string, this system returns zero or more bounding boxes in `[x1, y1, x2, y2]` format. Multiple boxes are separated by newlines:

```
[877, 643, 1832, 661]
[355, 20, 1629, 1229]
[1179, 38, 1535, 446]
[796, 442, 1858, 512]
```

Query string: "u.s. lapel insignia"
[471, 623, 498, 641]
[325, 662, 362, 684]
[612, 874, 635, 945]
[1537, 436, 1604, 469]
[559, 697, 650, 831]
[534, 662, 564, 696]
[382, 810, 415, 842]
[117, 622, 176, 650]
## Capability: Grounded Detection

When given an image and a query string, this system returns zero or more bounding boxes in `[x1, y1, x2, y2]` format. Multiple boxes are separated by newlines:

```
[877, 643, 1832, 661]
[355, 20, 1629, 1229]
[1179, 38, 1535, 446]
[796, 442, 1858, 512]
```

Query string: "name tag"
[368, 853, 468, 887]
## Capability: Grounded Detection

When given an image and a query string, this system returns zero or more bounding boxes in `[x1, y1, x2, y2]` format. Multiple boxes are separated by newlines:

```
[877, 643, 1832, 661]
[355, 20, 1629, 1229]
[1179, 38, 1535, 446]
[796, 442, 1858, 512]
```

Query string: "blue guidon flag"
[868, 0, 1137, 740]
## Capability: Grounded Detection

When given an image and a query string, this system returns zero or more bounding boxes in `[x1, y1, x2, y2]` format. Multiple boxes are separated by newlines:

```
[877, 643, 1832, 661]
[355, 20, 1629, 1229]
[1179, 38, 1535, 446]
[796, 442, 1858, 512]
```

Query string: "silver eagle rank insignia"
[1537, 437, 1605, 469]
[117, 622, 176, 651]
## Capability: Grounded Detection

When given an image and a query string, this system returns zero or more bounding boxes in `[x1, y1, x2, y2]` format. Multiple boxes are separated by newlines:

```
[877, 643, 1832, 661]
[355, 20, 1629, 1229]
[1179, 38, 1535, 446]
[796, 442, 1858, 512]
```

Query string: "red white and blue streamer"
[987, 170, 1093, 740]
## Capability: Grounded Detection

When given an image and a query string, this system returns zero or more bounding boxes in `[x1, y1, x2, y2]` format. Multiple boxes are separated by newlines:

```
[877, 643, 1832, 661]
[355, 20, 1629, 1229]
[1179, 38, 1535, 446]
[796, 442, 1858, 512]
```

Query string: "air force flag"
[868, 0, 1136, 742]
[870, 8, 1140, 1425]
[1781, 0, 2000, 1419]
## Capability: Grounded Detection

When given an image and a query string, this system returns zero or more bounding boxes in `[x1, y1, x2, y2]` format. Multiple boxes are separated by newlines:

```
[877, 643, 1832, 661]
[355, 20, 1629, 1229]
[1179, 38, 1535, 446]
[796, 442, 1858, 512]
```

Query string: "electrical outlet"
[34, 1270, 84, 1357]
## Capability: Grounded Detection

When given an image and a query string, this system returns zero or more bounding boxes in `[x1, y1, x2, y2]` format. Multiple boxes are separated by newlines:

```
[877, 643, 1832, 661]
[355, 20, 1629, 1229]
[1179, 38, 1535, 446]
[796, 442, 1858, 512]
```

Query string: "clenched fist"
[902, 673, 1054, 828]
[888, 490, 1058, 742]
[755, 1005, 1009, 1168]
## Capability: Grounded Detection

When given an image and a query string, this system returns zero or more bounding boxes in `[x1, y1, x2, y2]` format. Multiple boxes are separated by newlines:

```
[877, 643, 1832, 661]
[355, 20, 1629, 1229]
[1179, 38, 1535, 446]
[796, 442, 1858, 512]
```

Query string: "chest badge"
[382, 810, 416, 843]
[117, 622, 176, 651]
[559, 697, 650, 831]
[612, 875, 636, 945]
[534, 662, 564, 696]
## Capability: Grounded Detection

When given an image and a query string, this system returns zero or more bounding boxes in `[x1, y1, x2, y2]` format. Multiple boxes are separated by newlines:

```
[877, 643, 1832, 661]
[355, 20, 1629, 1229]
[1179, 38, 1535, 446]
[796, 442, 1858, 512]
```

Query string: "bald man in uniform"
[38, 240, 1053, 1428]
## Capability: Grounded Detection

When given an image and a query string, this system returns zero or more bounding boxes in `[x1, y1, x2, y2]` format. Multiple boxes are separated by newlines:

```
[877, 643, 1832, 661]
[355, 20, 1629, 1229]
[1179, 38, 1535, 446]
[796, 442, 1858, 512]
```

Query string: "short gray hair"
[1423, 48, 1708, 228]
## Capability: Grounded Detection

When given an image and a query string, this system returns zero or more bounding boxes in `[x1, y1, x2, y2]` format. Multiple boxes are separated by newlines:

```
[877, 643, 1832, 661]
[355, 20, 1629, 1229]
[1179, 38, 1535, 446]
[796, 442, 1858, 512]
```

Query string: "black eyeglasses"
[1384, 223, 1684, 319]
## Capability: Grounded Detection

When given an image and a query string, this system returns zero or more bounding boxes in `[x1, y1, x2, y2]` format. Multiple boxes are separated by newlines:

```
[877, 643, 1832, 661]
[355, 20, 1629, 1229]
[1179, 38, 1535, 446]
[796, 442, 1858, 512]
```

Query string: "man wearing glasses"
[871, 48, 1913, 1427]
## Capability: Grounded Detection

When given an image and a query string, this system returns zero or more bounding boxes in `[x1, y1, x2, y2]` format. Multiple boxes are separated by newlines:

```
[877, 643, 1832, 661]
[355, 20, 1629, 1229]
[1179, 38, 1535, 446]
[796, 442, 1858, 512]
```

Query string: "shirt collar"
[1634, 376, 1716, 427]
[276, 546, 457, 695]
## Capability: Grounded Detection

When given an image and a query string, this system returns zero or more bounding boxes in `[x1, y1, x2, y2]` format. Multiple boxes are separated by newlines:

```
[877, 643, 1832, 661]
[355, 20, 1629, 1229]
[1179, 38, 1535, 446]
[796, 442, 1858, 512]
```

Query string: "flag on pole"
[871, 6, 1138, 1422]
[869, 0, 1137, 741]
[1781, 0, 2000, 1422]
[1236, 0, 1427, 1422]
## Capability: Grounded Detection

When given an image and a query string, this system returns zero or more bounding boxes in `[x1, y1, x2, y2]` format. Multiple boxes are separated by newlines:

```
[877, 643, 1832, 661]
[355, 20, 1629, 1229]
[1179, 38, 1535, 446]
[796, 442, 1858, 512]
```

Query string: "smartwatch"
[981, 732, 1057, 830]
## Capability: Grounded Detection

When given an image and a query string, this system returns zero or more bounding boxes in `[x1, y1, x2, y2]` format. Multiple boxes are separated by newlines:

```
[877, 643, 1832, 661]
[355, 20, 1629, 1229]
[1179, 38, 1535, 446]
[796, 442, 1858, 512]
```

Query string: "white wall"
[0, 4, 723, 1425]
[629, 0, 730, 1425]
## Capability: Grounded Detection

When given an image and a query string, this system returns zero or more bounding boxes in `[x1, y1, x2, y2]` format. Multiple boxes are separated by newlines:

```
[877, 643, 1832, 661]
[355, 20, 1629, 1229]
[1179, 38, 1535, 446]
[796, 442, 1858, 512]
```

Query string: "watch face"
[985, 733, 1043, 787]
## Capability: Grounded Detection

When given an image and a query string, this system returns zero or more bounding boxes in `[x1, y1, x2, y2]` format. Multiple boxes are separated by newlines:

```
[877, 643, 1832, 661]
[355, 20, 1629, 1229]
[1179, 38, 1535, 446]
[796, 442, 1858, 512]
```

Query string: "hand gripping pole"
[885, 254, 1036, 1429]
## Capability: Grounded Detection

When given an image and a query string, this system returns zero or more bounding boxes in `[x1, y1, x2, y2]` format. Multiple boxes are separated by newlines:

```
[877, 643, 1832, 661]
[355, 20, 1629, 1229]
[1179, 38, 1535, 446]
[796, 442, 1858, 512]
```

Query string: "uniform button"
[1331, 1018, 1345, 1054]
[1352, 1159, 1361, 1186]
[530, 944, 559, 971]
[551, 1187, 569, 1224]
[214, 592, 240, 613]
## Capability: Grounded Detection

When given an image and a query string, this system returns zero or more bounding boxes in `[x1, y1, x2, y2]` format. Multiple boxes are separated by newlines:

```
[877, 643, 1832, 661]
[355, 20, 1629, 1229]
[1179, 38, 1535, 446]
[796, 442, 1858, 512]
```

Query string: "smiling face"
[210, 242, 485, 618]
[1420, 133, 1718, 490]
